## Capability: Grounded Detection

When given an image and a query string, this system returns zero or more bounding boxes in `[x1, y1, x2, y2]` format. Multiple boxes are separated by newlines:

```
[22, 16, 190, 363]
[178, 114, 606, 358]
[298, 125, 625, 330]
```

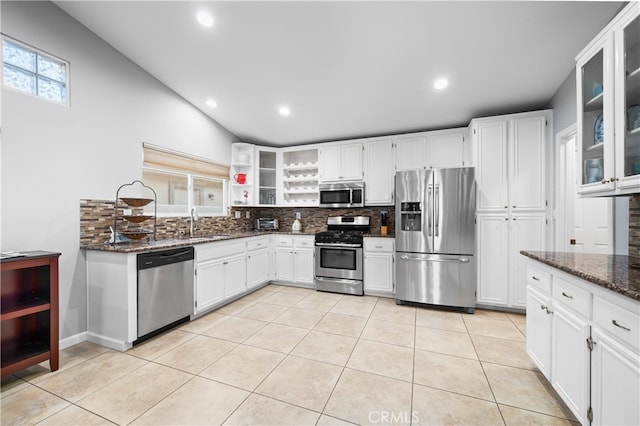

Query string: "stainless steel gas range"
[314, 216, 370, 296]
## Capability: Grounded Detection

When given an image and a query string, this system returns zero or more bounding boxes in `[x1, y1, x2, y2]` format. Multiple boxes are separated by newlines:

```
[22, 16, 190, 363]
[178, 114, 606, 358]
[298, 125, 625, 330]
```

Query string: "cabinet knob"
[600, 178, 609, 184]
[504, 217, 509, 221]
[504, 206, 508, 209]
[512, 205, 516, 209]
[610, 177, 618, 182]
[512, 217, 517, 221]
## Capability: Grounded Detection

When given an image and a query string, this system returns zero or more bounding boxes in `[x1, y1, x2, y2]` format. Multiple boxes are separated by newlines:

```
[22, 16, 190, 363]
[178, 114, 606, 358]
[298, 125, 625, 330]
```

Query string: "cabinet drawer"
[274, 237, 293, 248]
[552, 277, 592, 319]
[526, 265, 551, 294]
[196, 241, 245, 262]
[593, 295, 640, 352]
[364, 238, 394, 253]
[294, 237, 314, 249]
[247, 238, 269, 251]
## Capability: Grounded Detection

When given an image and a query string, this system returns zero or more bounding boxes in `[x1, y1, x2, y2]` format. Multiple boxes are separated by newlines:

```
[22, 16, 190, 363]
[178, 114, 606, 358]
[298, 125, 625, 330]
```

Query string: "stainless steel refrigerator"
[395, 168, 476, 313]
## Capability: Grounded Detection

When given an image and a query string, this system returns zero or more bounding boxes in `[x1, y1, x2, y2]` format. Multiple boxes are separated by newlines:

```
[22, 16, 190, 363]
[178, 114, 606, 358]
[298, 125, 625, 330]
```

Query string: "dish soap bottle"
[292, 211, 302, 233]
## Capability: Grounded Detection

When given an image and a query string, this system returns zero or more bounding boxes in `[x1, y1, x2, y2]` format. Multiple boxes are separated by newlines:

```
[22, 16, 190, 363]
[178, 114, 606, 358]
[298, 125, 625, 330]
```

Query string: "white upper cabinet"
[473, 120, 509, 211]
[395, 128, 467, 171]
[471, 111, 550, 213]
[428, 130, 466, 168]
[363, 138, 395, 205]
[576, 2, 640, 196]
[395, 135, 428, 171]
[510, 116, 547, 211]
[319, 141, 363, 182]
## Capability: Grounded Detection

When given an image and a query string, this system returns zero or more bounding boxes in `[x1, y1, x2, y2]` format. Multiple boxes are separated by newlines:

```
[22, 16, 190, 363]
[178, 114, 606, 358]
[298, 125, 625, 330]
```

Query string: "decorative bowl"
[123, 215, 154, 223]
[119, 197, 153, 207]
[120, 230, 150, 240]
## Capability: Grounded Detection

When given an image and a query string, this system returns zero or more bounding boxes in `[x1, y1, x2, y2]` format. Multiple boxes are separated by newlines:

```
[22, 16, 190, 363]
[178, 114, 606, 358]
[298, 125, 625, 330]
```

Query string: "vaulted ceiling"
[55, 1, 624, 146]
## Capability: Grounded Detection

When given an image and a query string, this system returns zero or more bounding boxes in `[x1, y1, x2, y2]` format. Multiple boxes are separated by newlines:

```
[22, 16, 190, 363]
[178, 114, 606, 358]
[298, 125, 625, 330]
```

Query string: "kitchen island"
[520, 250, 639, 426]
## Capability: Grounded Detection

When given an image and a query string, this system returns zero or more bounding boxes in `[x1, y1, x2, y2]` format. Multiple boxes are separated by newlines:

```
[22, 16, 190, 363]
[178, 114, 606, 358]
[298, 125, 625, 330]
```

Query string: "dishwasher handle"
[137, 247, 195, 270]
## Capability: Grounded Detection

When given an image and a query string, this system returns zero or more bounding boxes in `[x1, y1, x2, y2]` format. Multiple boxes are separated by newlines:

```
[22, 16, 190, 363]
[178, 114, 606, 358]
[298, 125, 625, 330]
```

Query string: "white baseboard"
[86, 332, 132, 352]
[59, 332, 87, 350]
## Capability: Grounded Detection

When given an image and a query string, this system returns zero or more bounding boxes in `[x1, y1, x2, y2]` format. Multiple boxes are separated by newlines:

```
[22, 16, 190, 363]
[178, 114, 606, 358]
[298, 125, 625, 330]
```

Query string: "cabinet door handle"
[612, 320, 631, 331]
[532, 276, 540, 281]
[601, 178, 609, 184]
[546, 307, 553, 315]
[561, 292, 573, 299]
[375, 245, 383, 249]
[540, 304, 546, 311]
[223, 261, 228, 265]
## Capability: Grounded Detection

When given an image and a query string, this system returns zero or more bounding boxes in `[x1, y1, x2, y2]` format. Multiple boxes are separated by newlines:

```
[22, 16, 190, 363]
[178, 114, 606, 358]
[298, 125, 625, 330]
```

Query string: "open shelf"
[1, 298, 50, 320]
[1, 252, 59, 376]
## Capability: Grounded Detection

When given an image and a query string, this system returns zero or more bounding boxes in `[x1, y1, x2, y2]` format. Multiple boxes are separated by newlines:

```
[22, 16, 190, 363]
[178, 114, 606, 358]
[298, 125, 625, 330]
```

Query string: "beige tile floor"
[1, 284, 578, 425]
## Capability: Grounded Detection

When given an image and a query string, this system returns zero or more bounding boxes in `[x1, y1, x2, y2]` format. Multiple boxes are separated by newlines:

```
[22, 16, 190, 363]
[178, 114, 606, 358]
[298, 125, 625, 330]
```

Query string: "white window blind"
[142, 143, 229, 216]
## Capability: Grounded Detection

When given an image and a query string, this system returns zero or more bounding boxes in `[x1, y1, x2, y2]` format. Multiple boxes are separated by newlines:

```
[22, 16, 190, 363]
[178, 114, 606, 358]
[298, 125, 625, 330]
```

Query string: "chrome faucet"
[189, 207, 198, 237]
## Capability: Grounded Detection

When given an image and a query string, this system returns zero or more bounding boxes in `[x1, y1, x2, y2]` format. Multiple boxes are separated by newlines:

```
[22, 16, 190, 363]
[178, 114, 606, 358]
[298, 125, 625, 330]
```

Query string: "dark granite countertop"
[81, 230, 396, 253]
[520, 251, 640, 302]
[81, 231, 317, 253]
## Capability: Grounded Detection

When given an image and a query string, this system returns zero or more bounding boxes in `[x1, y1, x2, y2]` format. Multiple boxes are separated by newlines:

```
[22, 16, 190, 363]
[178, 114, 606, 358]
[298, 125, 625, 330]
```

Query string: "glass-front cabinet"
[256, 147, 278, 206]
[577, 35, 615, 194]
[576, 2, 640, 196]
[615, 12, 640, 191]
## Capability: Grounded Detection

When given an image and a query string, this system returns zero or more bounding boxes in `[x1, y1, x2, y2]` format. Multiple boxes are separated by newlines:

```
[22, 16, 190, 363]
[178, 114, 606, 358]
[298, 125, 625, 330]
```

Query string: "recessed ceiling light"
[197, 11, 214, 28]
[434, 78, 449, 90]
[278, 106, 291, 116]
[206, 99, 217, 108]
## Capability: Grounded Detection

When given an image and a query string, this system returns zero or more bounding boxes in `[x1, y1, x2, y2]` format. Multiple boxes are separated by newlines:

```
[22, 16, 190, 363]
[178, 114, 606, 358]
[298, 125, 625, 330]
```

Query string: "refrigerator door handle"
[427, 185, 433, 236]
[399, 255, 470, 263]
[434, 184, 440, 237]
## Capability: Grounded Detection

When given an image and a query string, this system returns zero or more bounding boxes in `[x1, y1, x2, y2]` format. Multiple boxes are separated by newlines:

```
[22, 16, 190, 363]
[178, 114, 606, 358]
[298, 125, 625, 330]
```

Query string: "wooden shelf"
[1, 298, 50, 320]
[1, 252, 59, 377]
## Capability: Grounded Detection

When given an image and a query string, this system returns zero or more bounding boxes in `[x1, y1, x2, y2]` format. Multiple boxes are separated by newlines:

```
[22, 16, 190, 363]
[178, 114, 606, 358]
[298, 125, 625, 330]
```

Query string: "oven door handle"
[315, 242, 362, 248]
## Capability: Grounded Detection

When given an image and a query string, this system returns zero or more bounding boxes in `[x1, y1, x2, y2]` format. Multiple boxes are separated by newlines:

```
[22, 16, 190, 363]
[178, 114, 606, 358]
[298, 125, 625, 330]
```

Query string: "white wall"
[1, 1, 237, 341]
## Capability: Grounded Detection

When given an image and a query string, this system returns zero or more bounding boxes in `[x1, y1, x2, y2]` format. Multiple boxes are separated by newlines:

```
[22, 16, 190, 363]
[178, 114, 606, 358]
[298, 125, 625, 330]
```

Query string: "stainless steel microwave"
[318, 182, 365, 208]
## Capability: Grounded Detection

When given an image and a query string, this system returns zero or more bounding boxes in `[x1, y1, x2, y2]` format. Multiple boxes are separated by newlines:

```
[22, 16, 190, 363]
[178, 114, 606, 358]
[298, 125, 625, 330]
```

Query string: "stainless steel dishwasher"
[137, 247, 194, 341]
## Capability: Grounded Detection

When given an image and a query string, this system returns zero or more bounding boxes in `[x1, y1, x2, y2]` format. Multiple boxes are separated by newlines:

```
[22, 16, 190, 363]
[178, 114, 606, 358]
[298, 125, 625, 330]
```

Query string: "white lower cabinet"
[363, 237, 394, 295]
[273, 235, 314, 285]
[195, 241, 246, 314]
[526, 285, 552, 377]
[195, 258, 225, 314]
[551, 304, 591, 425]
[477, 213, 545, 309]
[246, 237, 270, 290]
[590, 328, 640, 426]
[524, 256, 640, 425]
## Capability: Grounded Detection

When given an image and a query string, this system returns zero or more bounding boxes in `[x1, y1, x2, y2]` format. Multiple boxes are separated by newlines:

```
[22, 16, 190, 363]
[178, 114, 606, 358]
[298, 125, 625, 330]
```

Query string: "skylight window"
[2, 37, 68, 105]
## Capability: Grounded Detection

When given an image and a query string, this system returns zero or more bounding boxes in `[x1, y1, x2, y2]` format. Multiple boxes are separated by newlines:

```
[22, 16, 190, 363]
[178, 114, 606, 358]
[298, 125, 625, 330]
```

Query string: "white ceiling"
[55, 1, 624, 146]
